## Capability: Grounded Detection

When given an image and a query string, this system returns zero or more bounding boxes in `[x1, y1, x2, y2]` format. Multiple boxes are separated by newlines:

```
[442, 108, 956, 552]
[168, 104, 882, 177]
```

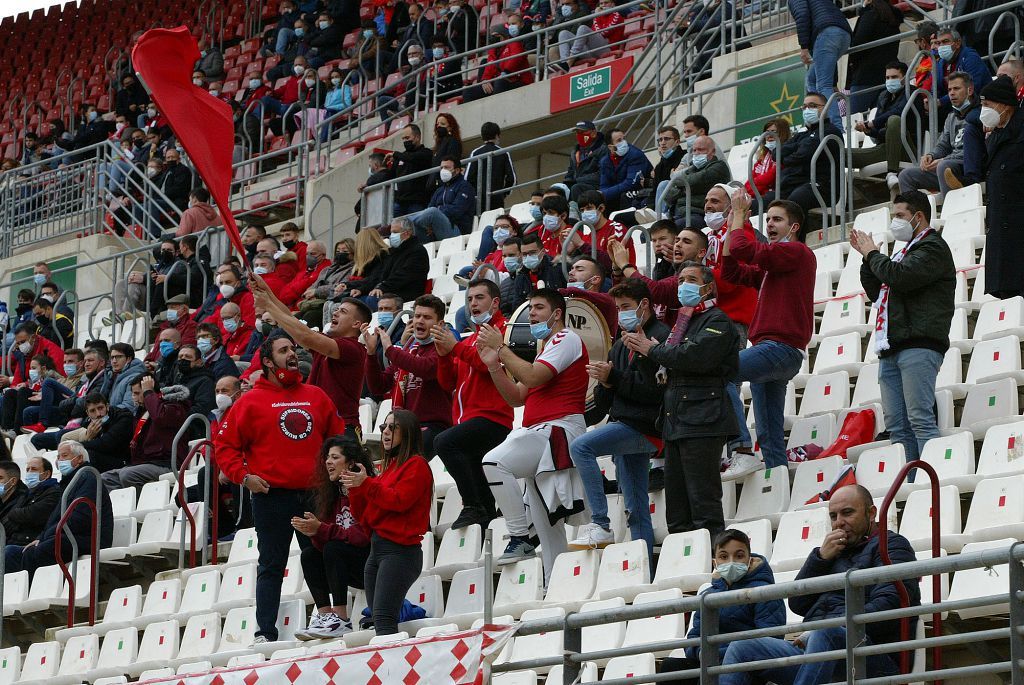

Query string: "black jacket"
[592, 317, 671, 437]
[466, 141, 516, 211]
[38, 465, 114, 556]
[173, 364, 217, 416]
[3, 478, 61, 546]
[206, 346, 241, 381]
[653, 146, 685, 187]
[503, 255, 568, 315]
[166, 250, 214, 309]
[647, 306, 739, 441]
[0, 481, 30, 531]
[158, 162, 195, 209]
[846, 2, 902, 89]
[342, 255, 388, 294]
[376, 236, 429, 302]
[780, 121, 844, 195]
[867, 88, 911, 141]
[390, 143, 434, 207]
[983, 106, 1024, 298]
[792, 529, 920, 645]
[80, 406, 136, 473]
[565, 133, 607, 190]
[860, 230, 954, 357]
[310, 22, 345, 61]
[115, 83, 149, 118]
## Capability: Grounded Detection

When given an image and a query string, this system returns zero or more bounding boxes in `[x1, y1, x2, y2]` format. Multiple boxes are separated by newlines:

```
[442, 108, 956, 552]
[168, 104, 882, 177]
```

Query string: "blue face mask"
[530, 314, 554, 340]
[542, 214, 560, 232]
[56, 459, 73, 476]
[677, 282, 704, 307]
[100, 414, 110, 424]
[166, 308, 178, 322]
[378, 311, 395, 328]
[617, 305, 641, 332]
[523, 254, 542, 270]
[63, 363, 77, 377]
[765, 140, 778, 151]
[471, 309, 493, 326]
[690, 154, 708, 169]
[581, 209, 599, 226]
[159, 341, 176, 358]
[660, 147, 676, 158]
[560, 4, 573, 16]
[937, 44, 954, 61]
[503, 256, 520, 273]
[493, 227, 511, 245]
[614, 141, 629, 157]
[529, 205, 542, 221]
[0, 483, 6, 497]
[432, 47, 445, 59]
[388, 233, 403, 248]
[885, 78, 902, 93]
[319, 20, 329, 30]
[197, 338, 213, 355]
[363, 29, 375, 39]
[802, 107, 820, 127]
[295, 27, 305, 37]
[416, 335, 434, 345]
[223, 318, 239, 333]
[566, 280, 587, 290]
[24, 472, 39, 488]
[33, 273, 46, 286]
[29, 369, 39, 382]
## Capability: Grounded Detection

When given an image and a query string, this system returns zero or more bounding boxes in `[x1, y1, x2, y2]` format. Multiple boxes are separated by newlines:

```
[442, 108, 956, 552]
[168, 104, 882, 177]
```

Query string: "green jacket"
[859, 230, 955, 358]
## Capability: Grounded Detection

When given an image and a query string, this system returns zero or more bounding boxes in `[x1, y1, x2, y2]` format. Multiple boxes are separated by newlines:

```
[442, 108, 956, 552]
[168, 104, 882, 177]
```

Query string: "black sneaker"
[451, 506, 484, 530]
[497, 536, 536, 565]
[648, 467, 665, 492]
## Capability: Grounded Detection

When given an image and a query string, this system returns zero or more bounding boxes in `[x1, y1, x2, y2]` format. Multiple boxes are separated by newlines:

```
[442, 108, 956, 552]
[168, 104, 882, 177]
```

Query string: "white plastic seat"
[786, 414, 836, 451]
[173, 612, 222, 667]
[948, 308, 973, 353]
[933, 348, 968, 399]
[434, 484, 463, 537]
[86, 627, 138, 681]
[816, 294, 872, 339]
[770, 508, 833, 572]
[280, 553, 312, 604]
[510, 607, 564, 675]
[101, 516, 137, 562]
[898, 485, 964, 553]
[965, 335, 1024, 385]
[2, 570, 29, 616]
[132, 479, 174, 519]
[214, 606, 258, 663]
[812, 243, 847, 279]
[812, 271, 834, 311]
[17, 563, 64, 614]
[429, 456, 456, 498]
[543, 549, 600, 608]
[0, 646, 19, 685]
[728, 518, 774, 560]
[57, 584, 142, 641]
[812, 332, 863, 375]
[623, 588, 687, 656]
[653, 529, 712, 592]
[834, 247, 867, 298]
[602, 653, 657, 681]
[949, 475, 1024, 547]
[226, 654, 265, 668]
[974, 296, 1024, 340]
[976, 419, 1024, 478]
[958, 378, 1020, 438]
[52, 633, 98, 682]
[493, 672, 538, 685]
[798, 371, 851, 417]
[397, 574, 445, 636]
[127, 508, 174, 555]
[592, 540, 651, 602]
[177, 661, 213, 675]
[948, 538, 1016, 619]
[579, 597, 626, 665]
[731, 467, 791, 526]
[131, 578, 181, 628]
[17, 642, 60, 681]
[441, 566, 486, 626]
[850, 363, 882, 407]
[855, 444, 906, 498]
[431, 524, 482, 580]
[940, 184, 983, 218]
[108, 487, 136, 518]
[547, 663, 598, 684]
[177, 568, 221, 621]
[214, 562, 256, 613]
[493, 556, 545, 618]
[904, 432, 978, 494]
[789, 456, 844, 511]
[162, 501, 206, 553]
[223, 528, 260, 568]
[369, 632, 409, 645]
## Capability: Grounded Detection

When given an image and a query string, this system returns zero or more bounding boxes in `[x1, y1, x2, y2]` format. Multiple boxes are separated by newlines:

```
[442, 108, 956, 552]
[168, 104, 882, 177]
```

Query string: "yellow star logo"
[770, 82, 801, 126]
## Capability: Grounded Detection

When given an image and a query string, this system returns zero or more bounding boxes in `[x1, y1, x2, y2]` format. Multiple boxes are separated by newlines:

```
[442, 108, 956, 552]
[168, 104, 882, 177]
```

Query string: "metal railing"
[177, 438, 219, 569]
[53, 465, 103, 631]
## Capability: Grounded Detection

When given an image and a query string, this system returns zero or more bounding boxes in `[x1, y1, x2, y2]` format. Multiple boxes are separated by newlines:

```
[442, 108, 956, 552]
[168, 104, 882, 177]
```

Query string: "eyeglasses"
[110, 354, 127, 361]
[382, 423, 397, 431]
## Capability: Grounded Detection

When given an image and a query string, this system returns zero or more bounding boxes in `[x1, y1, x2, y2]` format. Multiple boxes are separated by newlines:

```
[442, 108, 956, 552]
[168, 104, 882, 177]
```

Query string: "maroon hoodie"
[129, 386, 192, 466]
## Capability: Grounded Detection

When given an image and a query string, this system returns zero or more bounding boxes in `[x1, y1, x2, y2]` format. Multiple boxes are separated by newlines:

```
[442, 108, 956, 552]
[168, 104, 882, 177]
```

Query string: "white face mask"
[889, 216, 916, 242]
[215, 393, 234, 411]
[331, 77, 342, 86]
[979, 105, 1002, 128]
[293, 64, 306, 76]
[219, 284, 236, 299]
[409, 56, 422, 66]
[305, 77, 316, 88]
[209, 89, 219, 96]
[249, 78, 262, 89]
[439, 168, 454, 183]
[192, 78, 203, 86]
[704, 211, 726, 231]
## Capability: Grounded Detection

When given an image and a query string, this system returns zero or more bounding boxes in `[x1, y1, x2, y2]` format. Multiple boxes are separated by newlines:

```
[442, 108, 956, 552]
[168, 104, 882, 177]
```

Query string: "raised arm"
[250, 273, 342, 359]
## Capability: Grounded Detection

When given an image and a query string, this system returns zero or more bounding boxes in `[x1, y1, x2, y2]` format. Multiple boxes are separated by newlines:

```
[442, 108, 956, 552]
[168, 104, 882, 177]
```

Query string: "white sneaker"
[886, 172, 900, 190]
[296, 612, 328, 641]
[302, 612, 352, 639]
[568, 522, 615, 550]
[722, 452, 762, 482]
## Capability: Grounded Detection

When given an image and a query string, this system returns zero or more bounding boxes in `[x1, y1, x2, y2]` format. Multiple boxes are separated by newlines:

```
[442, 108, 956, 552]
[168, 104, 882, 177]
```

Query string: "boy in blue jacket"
[409, 155, 477, 241]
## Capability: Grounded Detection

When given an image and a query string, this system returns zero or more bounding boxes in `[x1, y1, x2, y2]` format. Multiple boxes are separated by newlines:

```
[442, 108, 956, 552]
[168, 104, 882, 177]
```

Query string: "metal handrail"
[559, 220, 595, 281]
[622, 224, 653, 279]
[810, 132, 849, 234]
[988, 10, 1023, 70]
[170, 412, 212, 474]
[177, 438, 219, 569]
[54, 464, 103, 630]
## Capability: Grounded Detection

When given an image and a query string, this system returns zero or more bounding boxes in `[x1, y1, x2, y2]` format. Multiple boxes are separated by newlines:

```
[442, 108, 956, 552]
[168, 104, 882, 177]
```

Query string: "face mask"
[617, 305, 642, 332]
[331, 77, 342, 86]
[275, 367, 303, 387]
[493, 227, 512, 245]
[216, 393, 234, 411]
[224, 318, 239, 333]
[219, 284, 236, 299]
[305, 78, 316, 88]
[378, 311, 395, 328]
[87, 111, 98, 122]
[29, 369, 39, 382]
[717, 561, 749, 584]
[684, 134, 697, 149]
[295, 27, 305, 37]
[503, 256, 520, 272]
[335, 252, 350, 265]
[319, 20, 329, 29]
[542, 214, 560, 232]
[36, 315, 50, 327]
[254, 266, 269, 275]
[255, 319, 267, 334]
[147, 107, 158, 118]
[529, 205, 542, 221]
[100, 414, 110, 424]
[116, 122, 126, 132]
[433, 47, 445, 59]
[937, 44, 954, 61]
[677, 282, 703, 307]
[249, 78, 262, 89]
[704, 211, 726, 231]
[561, 4, 573, 16]
[24, 472, 39, 488]
[306, 255, 322, 270]
[147, 167, 159, 178]
[614, 141, 629, 157]
[439, 7, 448, 15]
[581, 209, 599, 226]
[63, 363, 78, 376]
[33, 273, 46, 286]
[417, 335, 435, 345]
[439, 168, 454, 183]
[404, 140, 417, 152]
[192, 78, 203, 87]
[765, 140, 778, 151]
[18, 341, 32, 355]
[166, 307, 181, 323]
[210, 89, 219, 96]
[691, 154, 709, 169]
[980, 105, 1002, 128]
[293, 64, 306, 75]
[889, 217, 915, 242]
[530, 314, 555, 340]
[197, 338, 213, 355]
[409, 56, 421, 66]
[660, 147, 676, 158]
[885, 78, 902, 93]
[567, 280, 587, 289]
[508, 23, 520, 36]
[523, 253, 542, 270]
[576, 131, 594, 147]
[388, 233, 403, 248]
[471, 309, 493, 326]
[363, 29, 376, 39]
[177, 359, 193, 375]
[159, 340, 176, 358]
[802, 107, 820, 127]
[56, 459, 74, 476]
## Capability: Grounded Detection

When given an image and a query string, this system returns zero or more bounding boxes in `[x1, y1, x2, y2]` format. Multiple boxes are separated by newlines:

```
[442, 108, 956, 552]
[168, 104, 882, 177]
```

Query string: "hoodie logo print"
[279, 408, 314, 440]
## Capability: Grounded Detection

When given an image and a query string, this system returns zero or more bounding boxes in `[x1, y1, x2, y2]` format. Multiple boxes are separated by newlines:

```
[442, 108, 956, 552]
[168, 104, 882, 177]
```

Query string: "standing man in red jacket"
[721, 189, 816, 476]
[215, 334, 347, 644]
[430, 279, 514, 530]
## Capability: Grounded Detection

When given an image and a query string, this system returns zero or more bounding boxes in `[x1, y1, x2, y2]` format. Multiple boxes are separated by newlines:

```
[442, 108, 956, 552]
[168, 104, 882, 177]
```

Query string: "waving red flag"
[131, 26, 249, 267]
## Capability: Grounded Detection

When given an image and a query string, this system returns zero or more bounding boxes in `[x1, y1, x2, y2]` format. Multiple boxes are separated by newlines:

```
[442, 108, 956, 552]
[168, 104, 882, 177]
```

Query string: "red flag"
[131, 26, 249, 267]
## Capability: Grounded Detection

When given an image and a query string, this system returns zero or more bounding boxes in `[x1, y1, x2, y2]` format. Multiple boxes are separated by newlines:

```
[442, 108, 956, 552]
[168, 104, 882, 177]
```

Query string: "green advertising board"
[734, 55, 805, 142]
[8, 255, 78, 306]
[569, 66, 612, 105]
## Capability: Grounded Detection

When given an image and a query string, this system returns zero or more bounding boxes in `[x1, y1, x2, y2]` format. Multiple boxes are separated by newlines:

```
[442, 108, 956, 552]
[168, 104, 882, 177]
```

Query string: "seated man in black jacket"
[0, 460, 30, 529]
[362, 218, 430, 308]
[1, 457, 61, 546]
[57, 393, 136, 474]
[719, 485, 920, 685]
[3, 441, 113, 578]
[171, 344, 218, 416]
[307, 12, 345, 67]
[387, 124, 434, 215]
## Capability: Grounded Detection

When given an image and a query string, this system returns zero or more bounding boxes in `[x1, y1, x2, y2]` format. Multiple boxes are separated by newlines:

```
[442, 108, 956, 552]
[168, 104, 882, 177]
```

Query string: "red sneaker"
[20, 423, 45, 434]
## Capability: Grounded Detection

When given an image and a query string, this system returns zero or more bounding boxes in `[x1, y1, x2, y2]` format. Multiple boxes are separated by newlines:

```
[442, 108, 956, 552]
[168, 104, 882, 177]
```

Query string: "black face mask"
[176, 359, 193, 375]
[133, 139, 145, 147]
[435, 126, 449, 138]
[283, 240, 297, 250]
[35, 315, 50, 326]
[403, 140, 417, 152]
[165, 160, 178, 167]
[160, 250, 175, 261]
[334, 252, 351, 265]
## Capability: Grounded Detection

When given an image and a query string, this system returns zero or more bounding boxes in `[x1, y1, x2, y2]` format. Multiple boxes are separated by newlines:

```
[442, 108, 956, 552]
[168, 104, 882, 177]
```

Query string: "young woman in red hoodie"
[294, 436, 374, 640]
[343, 409, 432, 635]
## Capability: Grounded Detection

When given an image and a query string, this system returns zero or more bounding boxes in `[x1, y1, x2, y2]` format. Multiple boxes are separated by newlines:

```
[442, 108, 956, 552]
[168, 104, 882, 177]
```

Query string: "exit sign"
[550, 55, 634, 114]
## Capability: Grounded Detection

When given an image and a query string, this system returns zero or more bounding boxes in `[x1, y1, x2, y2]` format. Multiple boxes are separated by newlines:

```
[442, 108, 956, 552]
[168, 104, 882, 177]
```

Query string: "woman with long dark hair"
[343, 409, 432, 635]
[293, 436, 375, 639]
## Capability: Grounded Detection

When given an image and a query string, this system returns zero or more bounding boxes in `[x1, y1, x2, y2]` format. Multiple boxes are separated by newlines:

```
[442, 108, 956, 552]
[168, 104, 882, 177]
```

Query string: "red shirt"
[308, 335, 366, 425]
[202, 289, 257, 328]
[744, 151, 777, 197]
[272, 75, 303, 105]
[146, 316, 198, 362]
[214, 377, 346, 489]
[365, 339, 453, 427]
[280, 259, 331, 308]
[723, 230, 817, 350]
[348, 455, 433, 546]
[587, 218, 635, 262]
[8, 336, 65, 386]
[524, 328, 589, 426]
[525, 224, 563, 258]
[708, 223, 759, 327]
[222, 322, 255, 358]
[436, 312, 515, 428]
[593, 11, 625, 43]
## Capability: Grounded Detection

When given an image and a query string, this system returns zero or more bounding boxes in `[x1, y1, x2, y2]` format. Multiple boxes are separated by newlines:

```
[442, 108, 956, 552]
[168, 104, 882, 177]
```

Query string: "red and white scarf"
[874, 228, 934, 354]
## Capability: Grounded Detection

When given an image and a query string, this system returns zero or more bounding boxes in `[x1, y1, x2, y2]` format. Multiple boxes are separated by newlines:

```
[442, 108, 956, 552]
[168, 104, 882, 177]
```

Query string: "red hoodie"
[311, 492, 372, 550]
[708, 221, 759, 328]
[8, 335, 65, 386]
[201, 288, 257, 328]
[279, 259, 331, 308]
[482, 41, 534, 86]
[222, 322, 255, 357]
[271, 75, 302, 105]
[348, 455, 433, 546]
[214, 377, 346, 489]
[365, 340, 453, 427]
[593, 11, 625, 44]
[436, 312, 515, 428]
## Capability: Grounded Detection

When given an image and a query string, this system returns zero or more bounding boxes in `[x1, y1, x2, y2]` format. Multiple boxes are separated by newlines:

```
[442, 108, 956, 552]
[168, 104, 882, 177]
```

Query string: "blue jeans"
[38, 378, 74, 426]
[878, 348, 942, 462]
[394, 201, 425, 217]
[408, 206, 461, 243]
[735, 340, 804, 468]
[805, 26, 851, 130]
[570, 421, 657, 562]
[251, 488, 309, 640]
[655, 179, 671, 216]
[275, 27, 295, 54]
[721, 628, 898, 685]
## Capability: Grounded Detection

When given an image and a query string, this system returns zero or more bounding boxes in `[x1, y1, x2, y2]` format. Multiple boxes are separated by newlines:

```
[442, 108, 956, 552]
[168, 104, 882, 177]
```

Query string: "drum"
[504, 297, 613, 405]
